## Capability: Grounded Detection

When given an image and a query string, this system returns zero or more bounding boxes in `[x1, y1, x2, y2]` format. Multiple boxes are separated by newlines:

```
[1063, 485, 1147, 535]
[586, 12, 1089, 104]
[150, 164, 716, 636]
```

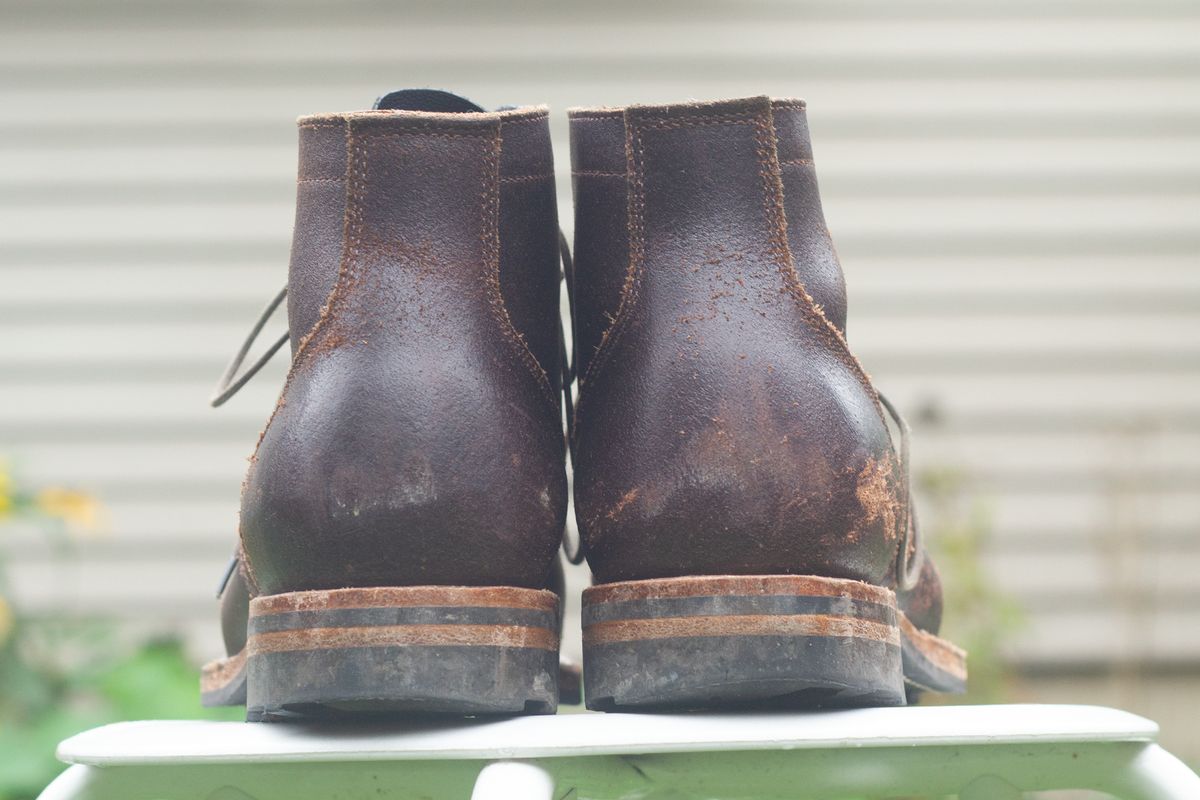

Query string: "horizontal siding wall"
[2, 0, 1198, 724]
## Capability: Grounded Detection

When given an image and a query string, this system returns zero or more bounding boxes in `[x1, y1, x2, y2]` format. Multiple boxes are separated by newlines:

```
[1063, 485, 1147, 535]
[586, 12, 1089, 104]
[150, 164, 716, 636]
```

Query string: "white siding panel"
[5, 374, 1200, 427]
[6, 315, 1198, 366]
[2, 19, 1198, 64]
[0, 0, 1197, 699]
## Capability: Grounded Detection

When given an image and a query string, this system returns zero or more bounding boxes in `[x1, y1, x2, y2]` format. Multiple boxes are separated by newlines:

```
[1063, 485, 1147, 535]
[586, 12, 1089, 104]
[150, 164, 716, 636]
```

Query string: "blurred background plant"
[0, 460, 238, 800]
[918, 466, 1026, 705]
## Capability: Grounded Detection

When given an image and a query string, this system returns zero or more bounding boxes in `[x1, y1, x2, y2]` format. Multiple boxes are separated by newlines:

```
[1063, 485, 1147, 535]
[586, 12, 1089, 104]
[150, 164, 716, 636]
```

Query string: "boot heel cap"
[245, 586, 560, 719]
[582, 574, 906, 711]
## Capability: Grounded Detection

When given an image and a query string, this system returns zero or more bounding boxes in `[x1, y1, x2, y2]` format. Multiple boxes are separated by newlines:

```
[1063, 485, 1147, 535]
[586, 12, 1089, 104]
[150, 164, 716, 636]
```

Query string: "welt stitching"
[482, 130, 557, 409]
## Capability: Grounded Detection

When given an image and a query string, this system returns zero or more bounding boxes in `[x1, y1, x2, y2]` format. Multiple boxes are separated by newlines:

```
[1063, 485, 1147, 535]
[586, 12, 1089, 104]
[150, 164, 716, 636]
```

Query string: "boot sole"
[202, 649, 583, 715]
[581, 574, 966, 711]
[200, 649, 248, 708]
[204, 585, 559, 720]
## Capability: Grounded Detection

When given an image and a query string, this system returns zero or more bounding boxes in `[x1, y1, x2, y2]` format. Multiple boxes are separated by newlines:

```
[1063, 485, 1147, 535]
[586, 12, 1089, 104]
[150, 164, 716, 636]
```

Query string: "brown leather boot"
[200, 90, 568, 719]
[567, 96, 966, 710]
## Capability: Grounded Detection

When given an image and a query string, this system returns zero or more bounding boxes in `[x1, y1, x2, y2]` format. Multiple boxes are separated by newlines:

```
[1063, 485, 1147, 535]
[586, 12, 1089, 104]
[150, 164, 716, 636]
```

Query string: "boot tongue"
[373, 89, 485, 113]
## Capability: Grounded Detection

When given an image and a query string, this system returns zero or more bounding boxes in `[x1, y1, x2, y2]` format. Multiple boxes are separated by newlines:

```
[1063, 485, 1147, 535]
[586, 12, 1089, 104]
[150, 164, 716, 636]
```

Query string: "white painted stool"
[39, 704, 1200, 799]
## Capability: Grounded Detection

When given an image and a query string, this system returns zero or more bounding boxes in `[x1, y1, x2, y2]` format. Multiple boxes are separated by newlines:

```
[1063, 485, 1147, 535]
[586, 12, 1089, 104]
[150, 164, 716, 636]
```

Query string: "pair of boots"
[201, 89, 965, 720]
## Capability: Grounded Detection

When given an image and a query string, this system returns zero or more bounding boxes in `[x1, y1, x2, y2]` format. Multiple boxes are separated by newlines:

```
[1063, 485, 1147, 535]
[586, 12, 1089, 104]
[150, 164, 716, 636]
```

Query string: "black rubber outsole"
[582, 574, 966, 711]
[204, 585, 561, 721]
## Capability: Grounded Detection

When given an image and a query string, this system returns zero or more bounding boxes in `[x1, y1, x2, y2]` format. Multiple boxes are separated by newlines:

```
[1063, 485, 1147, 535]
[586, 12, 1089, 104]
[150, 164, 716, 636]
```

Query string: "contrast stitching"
[572, 170, 625, 178]
[483, 129, 557, 408]
[297, 177, 344, 183]
[637, 112, 763, 129]
[750, 109, 888, 424]
[499, 115, 551, 126]
[569, 113, 624, 121]
[354, 130, 490, 141]
[573, 113, 655, 431]
[498, 173, 555, 184]
[272, 121, 363, 400]
[577, 113, 758, 403]
[777, 158, 814, 168]
[240, 118, 362, 587]
[573, 108, 886, 446]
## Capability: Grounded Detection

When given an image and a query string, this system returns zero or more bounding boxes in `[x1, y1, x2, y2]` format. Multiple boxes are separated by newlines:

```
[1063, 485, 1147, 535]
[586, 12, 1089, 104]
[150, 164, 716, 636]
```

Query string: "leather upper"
[239, 102, 567, 596]
[569, 97, 904, 587]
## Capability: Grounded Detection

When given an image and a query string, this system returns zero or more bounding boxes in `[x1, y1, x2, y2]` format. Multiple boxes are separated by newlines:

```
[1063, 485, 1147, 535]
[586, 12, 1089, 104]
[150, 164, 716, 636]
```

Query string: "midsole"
[200, 648, 245, 695]
[246, 585, 560, 654]
[585, 614, 900, 646]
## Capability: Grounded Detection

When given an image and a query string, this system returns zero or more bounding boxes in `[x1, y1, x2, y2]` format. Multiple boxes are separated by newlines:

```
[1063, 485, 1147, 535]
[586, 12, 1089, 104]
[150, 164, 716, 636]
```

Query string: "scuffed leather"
[240, 106, 566, 595]
[287, 121, 348, 348]
[898, 557, 944, 634]
[569, 97, 903, 588]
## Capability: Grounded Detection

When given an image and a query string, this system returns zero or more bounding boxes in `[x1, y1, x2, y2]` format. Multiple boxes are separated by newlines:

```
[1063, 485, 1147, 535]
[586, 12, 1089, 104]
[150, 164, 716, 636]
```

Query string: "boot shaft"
[569, 97, 848, 381]
[568, 96, 900, 585]
[287, 106, 562, 381]
[240, 104, 567, 596]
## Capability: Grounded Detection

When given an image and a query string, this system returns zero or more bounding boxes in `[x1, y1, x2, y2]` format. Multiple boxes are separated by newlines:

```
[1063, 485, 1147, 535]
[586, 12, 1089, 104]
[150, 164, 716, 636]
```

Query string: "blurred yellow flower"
[35, 487, 105, 535]
[0, 466, 11, 519]
[0, 595, 12, 645]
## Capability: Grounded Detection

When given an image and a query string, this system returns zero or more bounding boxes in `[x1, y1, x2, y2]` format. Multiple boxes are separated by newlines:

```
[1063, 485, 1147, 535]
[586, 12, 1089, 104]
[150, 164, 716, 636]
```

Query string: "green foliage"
[0, 626, 241, 800]
[919, 466, 1026, 705]
[0, 462, 239, 800]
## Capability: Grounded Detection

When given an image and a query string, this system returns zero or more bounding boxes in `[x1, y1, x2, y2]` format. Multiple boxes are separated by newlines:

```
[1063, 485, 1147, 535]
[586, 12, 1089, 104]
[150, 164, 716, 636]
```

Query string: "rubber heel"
[244, 586, 559, 720]
[581, 574, 906, 711]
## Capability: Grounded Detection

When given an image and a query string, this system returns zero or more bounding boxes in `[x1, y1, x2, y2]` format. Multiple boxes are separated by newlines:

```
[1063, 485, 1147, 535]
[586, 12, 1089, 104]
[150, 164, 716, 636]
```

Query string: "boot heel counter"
[239, 356, 566, 595]
[575, 371, 900, 586]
